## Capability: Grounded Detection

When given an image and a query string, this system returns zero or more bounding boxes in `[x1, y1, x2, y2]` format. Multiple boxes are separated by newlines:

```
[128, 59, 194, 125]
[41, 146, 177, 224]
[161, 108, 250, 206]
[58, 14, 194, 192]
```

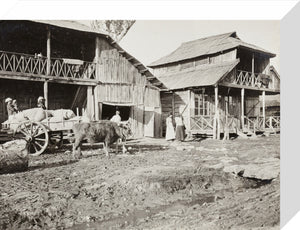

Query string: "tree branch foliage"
[91, 20, 135, 43]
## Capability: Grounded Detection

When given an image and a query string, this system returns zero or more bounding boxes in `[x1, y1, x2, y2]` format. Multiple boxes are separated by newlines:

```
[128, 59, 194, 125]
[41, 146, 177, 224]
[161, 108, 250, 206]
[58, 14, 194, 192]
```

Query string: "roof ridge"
[182, 31, 237, 45]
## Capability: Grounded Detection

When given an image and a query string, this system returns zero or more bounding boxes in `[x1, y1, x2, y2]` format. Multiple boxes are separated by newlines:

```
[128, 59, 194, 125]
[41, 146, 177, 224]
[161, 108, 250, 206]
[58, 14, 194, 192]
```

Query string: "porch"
[190, 114, 280, 135]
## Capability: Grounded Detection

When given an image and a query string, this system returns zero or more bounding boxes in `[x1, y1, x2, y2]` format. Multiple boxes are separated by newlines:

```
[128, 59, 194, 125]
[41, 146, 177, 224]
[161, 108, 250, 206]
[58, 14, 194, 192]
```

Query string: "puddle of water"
[69, 195, 215, 230]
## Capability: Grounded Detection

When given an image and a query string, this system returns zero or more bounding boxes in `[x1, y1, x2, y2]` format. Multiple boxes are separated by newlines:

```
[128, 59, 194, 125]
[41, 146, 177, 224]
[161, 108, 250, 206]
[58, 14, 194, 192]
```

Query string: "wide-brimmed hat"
[5, 97, 12, 103]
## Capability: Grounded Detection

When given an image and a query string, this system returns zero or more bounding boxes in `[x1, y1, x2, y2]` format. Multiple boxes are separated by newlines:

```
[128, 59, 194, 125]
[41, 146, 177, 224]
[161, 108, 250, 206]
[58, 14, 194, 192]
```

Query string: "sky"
[118, 20, 280, 73]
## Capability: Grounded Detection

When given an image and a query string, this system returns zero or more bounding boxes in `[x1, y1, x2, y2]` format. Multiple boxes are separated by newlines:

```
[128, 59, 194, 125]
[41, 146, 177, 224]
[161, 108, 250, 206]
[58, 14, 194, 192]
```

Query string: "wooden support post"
[241, 88, 245, 131]
[172, 91, 175, 118]
[43, 81, 48, 109]
[223, 94, 229, 140]
[87, 86, 95, 120]
[262, 90, 265, 129]
[213, 85, 219, 139]
[94, 37, 100, 120]
[46, 28, 51, 76]
[187, 89, 191, 132]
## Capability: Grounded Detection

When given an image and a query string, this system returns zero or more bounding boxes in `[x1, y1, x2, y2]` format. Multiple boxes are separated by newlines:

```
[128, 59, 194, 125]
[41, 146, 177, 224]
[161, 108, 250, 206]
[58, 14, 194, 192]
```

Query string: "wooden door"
[144, 107, 154, 137]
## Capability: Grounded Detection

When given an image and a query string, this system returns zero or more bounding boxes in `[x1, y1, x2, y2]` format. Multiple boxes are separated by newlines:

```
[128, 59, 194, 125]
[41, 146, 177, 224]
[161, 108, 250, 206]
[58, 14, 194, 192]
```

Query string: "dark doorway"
[101, 104, 131, 121]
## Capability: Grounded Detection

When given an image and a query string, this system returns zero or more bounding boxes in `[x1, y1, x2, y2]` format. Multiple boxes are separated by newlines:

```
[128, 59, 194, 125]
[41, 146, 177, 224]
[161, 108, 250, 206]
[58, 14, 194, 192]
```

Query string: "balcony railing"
[234, 70, 272, 89]
[0, 50, 96, 80]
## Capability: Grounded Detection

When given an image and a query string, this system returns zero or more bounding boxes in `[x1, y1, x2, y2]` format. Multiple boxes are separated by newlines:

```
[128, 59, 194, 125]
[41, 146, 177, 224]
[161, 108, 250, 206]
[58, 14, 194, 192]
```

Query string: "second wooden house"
[148, 32, 280, 138]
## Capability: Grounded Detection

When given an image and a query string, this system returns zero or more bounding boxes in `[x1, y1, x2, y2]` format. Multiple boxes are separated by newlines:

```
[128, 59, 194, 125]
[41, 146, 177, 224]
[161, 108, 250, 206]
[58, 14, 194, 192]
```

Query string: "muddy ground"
[0, 135, 280, 230]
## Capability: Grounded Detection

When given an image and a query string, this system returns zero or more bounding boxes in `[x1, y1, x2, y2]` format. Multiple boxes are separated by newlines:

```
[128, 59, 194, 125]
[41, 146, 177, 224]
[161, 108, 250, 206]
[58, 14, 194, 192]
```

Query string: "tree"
[91, 20, 135, 43]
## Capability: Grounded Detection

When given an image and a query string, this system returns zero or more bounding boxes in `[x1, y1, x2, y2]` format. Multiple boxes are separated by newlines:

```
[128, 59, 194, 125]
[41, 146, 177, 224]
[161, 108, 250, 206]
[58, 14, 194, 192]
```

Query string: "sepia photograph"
[0, 20, 280, 229]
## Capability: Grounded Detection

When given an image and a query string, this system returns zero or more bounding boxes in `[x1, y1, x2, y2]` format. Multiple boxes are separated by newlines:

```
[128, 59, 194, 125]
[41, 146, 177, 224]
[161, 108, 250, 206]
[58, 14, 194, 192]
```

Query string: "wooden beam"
[140, 69, 148, 73]
[146, 76, 156, 80]
[241, 88, 245, 130]
[127, 57, 134, 61]
[46, 28, 51, 76]
[134, 63, 143, 67]
[94, 37, 100, 120]
[95, 37, 100, 63]
[87, 86, 95, 120]
[213, 85, 219, 139]
[218, 82, 280, 93]
[0, 71, 99, 86]
[44, 81, 48, 109]
[187, 89, 191, 132]
[172, 92, 175, 118]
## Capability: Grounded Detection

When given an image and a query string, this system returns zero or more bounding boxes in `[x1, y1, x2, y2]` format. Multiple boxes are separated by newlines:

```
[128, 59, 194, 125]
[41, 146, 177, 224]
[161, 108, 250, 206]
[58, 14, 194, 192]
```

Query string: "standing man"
[37, 96, 47, 110]
[110, 110, 121, 124]
[5, 98, 14, 117]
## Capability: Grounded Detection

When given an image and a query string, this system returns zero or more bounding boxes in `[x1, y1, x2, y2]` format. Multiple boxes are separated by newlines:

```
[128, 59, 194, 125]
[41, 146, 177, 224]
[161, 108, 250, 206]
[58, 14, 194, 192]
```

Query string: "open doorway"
[101, 104, 132, 121]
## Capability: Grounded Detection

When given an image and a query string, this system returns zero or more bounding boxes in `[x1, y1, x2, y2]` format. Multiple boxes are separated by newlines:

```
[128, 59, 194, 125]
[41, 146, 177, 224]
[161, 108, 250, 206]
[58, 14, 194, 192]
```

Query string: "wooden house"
[148, 32, 280, 138]
[0, 20, 163, 138]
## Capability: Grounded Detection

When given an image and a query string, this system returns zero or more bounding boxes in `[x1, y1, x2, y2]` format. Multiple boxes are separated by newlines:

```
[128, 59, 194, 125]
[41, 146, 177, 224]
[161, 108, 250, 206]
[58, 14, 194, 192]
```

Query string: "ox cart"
[1, 116, 83, 156]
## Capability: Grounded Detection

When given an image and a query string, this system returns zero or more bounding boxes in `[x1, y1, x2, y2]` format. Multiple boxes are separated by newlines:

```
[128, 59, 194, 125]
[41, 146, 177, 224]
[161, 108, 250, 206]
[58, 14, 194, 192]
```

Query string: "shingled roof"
[157, 59, 239, 90]
[149, 32, 275, 67]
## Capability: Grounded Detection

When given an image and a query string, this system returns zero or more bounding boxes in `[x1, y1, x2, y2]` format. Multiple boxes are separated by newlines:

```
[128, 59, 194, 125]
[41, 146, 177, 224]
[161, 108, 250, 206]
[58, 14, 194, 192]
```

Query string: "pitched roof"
[157, 59, 239, 90]
[149, 32, 275, 67]
[32, 20, 108, 36]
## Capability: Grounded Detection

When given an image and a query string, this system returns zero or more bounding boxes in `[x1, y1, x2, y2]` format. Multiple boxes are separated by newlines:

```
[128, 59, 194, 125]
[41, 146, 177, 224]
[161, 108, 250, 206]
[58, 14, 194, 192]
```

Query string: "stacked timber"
[0, 139, 28, 174]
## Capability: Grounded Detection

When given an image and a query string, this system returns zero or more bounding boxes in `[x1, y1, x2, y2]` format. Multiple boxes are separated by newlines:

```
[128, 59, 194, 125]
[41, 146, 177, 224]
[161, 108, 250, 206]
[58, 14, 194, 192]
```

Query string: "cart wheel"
[49, 131, 64, 148]
[16, 121, 49, 156]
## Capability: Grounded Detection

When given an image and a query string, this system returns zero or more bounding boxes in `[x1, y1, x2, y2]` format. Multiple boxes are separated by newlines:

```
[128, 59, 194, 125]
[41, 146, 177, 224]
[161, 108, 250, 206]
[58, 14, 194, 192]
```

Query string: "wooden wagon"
[1, 117, 83, 156]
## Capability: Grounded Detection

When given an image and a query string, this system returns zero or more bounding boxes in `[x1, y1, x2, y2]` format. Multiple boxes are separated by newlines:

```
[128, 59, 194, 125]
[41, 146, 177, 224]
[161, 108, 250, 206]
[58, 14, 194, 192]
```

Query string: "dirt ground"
[0, 135, 280, 230]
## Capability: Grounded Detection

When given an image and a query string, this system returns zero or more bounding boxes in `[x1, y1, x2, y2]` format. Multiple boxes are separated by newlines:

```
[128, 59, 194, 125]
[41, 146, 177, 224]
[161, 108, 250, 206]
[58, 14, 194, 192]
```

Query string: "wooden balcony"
[0, 50, 97, 83]
[234, 70, 272, 89]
